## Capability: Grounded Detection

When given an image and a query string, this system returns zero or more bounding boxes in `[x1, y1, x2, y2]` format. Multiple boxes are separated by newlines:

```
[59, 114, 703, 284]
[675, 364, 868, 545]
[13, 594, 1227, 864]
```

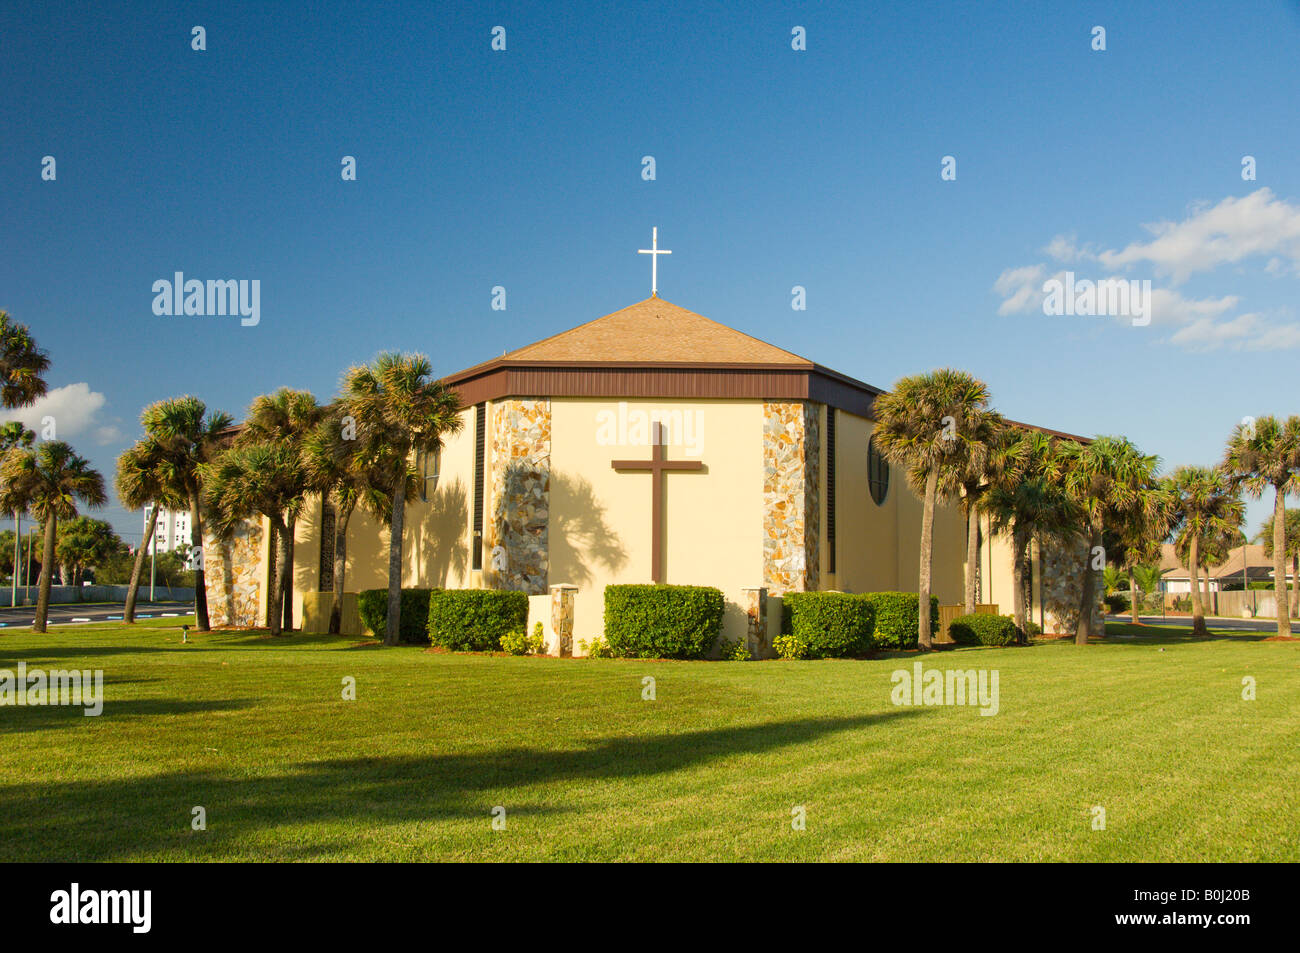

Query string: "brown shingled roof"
[496, 297, 812, 366]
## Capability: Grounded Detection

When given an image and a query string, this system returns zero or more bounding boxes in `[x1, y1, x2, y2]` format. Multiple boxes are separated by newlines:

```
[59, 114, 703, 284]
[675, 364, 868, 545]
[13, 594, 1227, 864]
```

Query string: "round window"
[868, 435, 889, 506]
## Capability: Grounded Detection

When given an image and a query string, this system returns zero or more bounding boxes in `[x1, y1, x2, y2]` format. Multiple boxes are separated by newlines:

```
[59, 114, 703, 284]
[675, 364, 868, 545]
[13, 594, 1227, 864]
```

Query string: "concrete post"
[550, 584, 578, 657]
[741, 586, 768, 659]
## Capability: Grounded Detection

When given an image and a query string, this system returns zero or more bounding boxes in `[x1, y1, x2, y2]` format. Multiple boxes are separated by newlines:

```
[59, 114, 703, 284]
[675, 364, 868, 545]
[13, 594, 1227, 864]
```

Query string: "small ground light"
[181, 624, 190, 644]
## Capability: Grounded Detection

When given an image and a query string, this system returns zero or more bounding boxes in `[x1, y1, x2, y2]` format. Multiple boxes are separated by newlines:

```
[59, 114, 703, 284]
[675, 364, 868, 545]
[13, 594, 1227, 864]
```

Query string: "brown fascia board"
[443, 359, 1086, 443]
[1004, 418, 1094, 445]
[442, 359, 884, 418]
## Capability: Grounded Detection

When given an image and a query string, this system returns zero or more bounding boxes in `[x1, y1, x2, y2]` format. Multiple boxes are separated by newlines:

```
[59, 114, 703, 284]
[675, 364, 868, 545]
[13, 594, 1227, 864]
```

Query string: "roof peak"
[487, 297, 814, 367]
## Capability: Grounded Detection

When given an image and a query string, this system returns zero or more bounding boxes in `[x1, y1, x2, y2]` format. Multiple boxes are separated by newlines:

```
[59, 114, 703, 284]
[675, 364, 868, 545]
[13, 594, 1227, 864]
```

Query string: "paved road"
[0, 601, 195, 629]
[1107, 613, 1287, 634]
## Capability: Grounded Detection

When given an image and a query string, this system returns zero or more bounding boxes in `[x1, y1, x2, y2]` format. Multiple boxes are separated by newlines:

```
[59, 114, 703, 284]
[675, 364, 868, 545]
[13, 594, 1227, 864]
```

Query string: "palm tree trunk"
[384, 474, 407, 647]
[124, 504, 160, 624]
[1272, 488, 1291, 638]
[281, 513, 296, 631]
[917, 465, 937, 650]
[329, 498, 355, 636]
[1128, 566, 1140, 625]
[964, 504, 979, 615]
[265, 523, 277, 627]
[1189, 534, 1207, 637]
[189, 487, 210, 631]
[1011, 527, 1028, 636]
[1076, 528, 1101, 645]
[10, 510, 19, 608]
[33, 516, 56, 633]
[1292, 552, 1298, 618]
[267, 519, 289, 637]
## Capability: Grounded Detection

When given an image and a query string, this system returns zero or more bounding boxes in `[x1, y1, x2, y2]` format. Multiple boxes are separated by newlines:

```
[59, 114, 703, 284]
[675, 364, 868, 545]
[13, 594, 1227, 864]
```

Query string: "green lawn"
[1, 619, 1296, 861]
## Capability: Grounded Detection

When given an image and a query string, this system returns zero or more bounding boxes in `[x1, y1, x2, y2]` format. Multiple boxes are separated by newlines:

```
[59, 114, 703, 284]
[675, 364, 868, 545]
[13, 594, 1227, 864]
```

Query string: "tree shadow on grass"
[0, 697, 255, 735]
[0, 709, 922, 860]
[1103, 623, 1275, 644]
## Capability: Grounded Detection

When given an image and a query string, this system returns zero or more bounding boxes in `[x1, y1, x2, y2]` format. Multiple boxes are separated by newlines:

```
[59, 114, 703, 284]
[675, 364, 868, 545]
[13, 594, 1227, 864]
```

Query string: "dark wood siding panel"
[450, 369, 508, 407]
[809, 372, 876, 419]
[472, 403, 485, 572]
[448, 365, 886, 417]
[493, 367, 811, 400]
[826, 407, 836, 574]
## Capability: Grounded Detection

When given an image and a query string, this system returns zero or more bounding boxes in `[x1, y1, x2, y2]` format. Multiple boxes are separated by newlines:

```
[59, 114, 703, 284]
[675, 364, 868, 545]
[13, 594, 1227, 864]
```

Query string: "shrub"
[358, 588, 438, 644]
[603, 584, 724, 659]
[948, 613, 1019, 646]
[427, 589, 529, 652]
[1024, 620, 1043, 637]
[861, 592, 940, 650]
[782, 592, 875, 658]
[1103, 593, 1129, 614]
[500, 622, 545, 656]
[715, 635, 751, 661]
[580, 636, 614, 658]
[774, 634, 807, 660]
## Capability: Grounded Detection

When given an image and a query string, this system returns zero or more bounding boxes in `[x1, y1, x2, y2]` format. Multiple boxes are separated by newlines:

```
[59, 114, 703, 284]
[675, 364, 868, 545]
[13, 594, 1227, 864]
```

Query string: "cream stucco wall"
[549, 398, 764, 650]
[821, 405, 966, 605]
[272, 404, 481, 627]
[272, 395, 1014, 647]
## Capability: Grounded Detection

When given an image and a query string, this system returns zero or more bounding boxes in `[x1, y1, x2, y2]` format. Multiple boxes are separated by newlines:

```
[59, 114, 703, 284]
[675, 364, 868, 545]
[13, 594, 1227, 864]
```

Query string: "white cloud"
[1096, 188, 1300, 283]
[992, 188, 1300, 351]
[1044, 235, 1095, 263]
[0, 383, 124, 446]
[993, 264, 1047, 315]
[1148, 288, 1239, 327]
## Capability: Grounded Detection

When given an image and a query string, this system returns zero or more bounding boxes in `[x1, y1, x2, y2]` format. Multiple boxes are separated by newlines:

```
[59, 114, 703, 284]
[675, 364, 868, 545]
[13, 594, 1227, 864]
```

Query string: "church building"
[202, 240, 1096, 651]
[203, 298, 1096, 652]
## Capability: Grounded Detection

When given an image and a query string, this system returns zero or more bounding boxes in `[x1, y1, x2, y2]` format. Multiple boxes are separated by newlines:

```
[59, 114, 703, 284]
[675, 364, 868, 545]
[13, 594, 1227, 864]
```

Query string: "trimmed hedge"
[949, 612, 1019, 646]
[427, 589, 529, 652]
[862, 592, 939, 650]
[604, 584, 724, 659]
[782, 592, 876, 658]
[358, 588, 438, 643]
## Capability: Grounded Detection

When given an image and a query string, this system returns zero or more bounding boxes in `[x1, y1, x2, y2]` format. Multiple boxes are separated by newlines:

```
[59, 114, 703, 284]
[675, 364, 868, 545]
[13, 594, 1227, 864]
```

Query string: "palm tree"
[301, 409, 401, 634]
[1254, 508, 1300, 617]
[0, 421, 36, 606]
[0, 311, 51, 409]
[1223, 416, 1300, 638]
[1132, 563, 1164, 600]
[1121, 536, 1168, 625]
[140, 397, 234, 631]
[1059, 436, 1161, 645]
[872, 369, 997, 649]
[981, 430, 1079, 637]
[56, 516, 123, 586]
[0, 442, 106, 632]
[1168, 466, 1244, 638]
[952, 414, 1007, 614]
[0, 312, 48, 608]
[340, 353, 463, 646]
[1114, 479, 1175, 625]
[201, 441, 307, 637]
[237, 388, 324, 630]
[116, 437, 186, 623]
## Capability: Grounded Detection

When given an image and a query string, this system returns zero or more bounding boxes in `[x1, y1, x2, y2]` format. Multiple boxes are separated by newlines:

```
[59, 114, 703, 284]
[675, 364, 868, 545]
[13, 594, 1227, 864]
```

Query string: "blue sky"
[3, 0, 1299, 543]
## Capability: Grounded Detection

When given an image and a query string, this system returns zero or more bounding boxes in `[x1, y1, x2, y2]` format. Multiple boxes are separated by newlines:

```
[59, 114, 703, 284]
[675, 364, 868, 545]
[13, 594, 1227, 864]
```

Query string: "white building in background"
[141, 505, 192, 555]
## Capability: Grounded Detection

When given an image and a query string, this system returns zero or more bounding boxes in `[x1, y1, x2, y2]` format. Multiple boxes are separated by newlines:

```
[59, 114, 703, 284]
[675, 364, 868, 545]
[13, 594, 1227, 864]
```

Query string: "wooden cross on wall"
[611, 422, 703, 583]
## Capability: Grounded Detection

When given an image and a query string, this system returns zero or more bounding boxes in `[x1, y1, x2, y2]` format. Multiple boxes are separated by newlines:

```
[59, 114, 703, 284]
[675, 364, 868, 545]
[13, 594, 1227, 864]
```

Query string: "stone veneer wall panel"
[203, 519, 263, 628]
[763, 401, 821, 595]
[1041, 537, 1104, 635]
[485, 399, 551, 594]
